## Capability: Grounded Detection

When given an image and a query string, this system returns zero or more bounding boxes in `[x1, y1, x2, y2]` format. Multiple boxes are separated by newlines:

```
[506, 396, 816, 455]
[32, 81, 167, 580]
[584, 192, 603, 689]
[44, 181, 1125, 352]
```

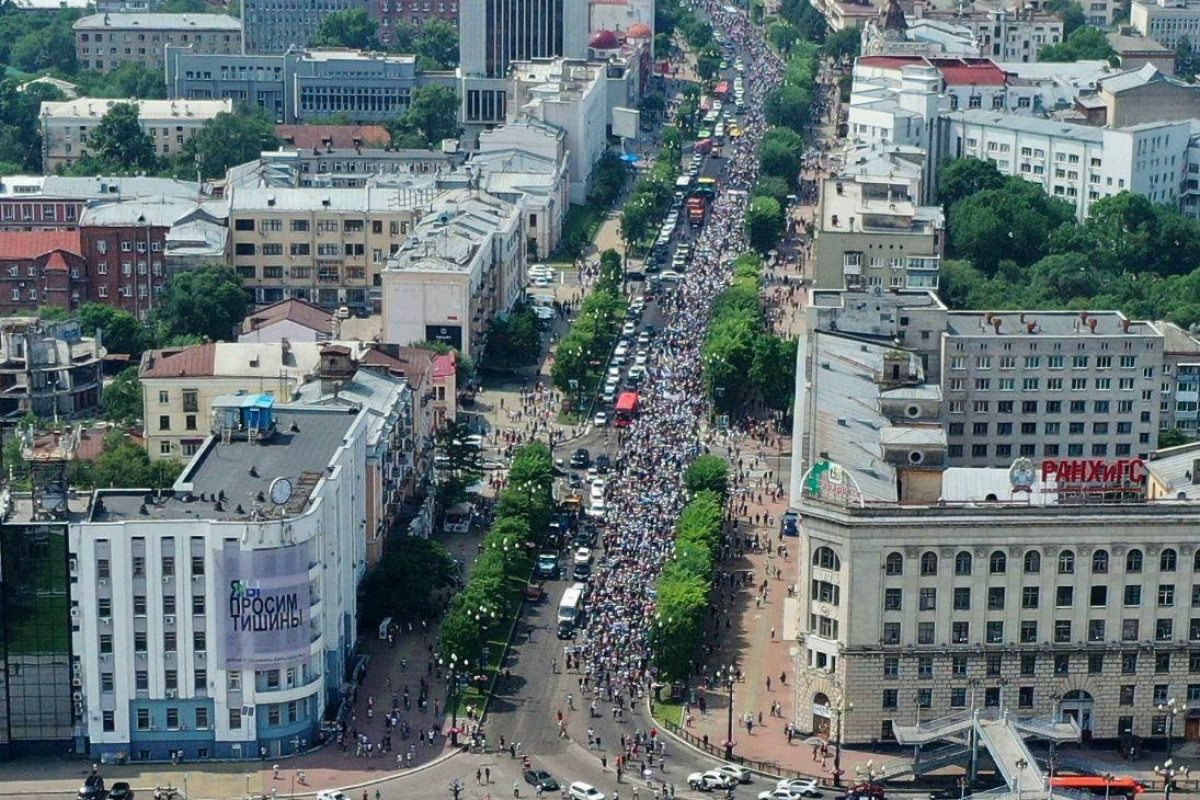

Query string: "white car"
[716, 765, 754, 784]
[587, 498, 607, 517]
[574, 546, 593, 565]
[593, 412, 608, 427]
[659, 270, 685, 281]
[760, 790, 809, 800]
[689, 771, 738, 791]
[622, 321, 637, 336]
[318, 792, 351, 800]
[569, 783, 606, 800]
[635, 353, 648, 367]
[777, 778, 822, 796]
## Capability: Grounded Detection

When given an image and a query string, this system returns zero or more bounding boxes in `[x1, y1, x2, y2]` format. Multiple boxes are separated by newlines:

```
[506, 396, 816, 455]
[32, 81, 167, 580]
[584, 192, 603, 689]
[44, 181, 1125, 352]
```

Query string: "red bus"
[1049, 776, 1144, 798]
[614, 392, 639, 427]
[714, 81, 731, 100]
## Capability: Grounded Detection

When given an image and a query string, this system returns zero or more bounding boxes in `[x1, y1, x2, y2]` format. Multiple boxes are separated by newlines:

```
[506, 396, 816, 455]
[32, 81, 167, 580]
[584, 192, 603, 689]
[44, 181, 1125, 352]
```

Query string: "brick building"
[0, 231, 88, 314]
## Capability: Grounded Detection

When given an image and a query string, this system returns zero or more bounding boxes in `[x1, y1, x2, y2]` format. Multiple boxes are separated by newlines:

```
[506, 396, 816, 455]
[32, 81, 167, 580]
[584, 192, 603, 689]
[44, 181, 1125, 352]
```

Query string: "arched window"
[990, 550, 1007, 574]
[1058, 550, 1075, 575]
[1161, 548, 1177, 572]
[1023, 550, 1041, 574]
[885, 552, 904, 576]
[1126, 549, 1143, 573]
[955, 551, 973, 576]
[1092, 549, 1109, 574]
[1194, 550, 1200, 573]
[814, 546, 841, 571]
[920, 551, 939, 576]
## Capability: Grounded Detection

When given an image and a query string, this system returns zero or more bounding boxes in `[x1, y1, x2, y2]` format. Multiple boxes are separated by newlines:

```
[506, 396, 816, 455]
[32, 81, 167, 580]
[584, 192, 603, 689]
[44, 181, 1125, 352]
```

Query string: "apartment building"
[0, 317, 105, 418]
[0, 176, 201, 231]
[1132, 0, 1200, 48]
[944, 109, 1194, 219]
[0, 231, 88, 314]
[915, 2, 1064, 61]
[1159, 321, 1200, 437]
[372, 0, 460, 45]
[226, 182, 439, 313]
[72, 399, 367, 762]
[74, 12, 240, 73]
[40, 98, 232, 172]
[235, 147, 465, 189]
[789, 291, 1200, 746]
[812, 172, 944, 292]
[380, 190, 524, 357]
[241, 0, 366, 54]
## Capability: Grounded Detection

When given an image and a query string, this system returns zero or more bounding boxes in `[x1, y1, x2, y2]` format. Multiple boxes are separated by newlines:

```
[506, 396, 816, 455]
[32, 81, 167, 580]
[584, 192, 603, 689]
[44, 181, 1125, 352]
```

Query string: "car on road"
[525, 770, 561, 791]
[536, 553, 559, 579]
[572, 560, 592, 580]
[601, 385, 618, 404]
[622, 321, 637, 336]
[572, 526, 596, 547]
[689, 771, 739, 791]
[595, 453, 611, 473]
[570, 448, 590, 468]
[573, 546, 593, 565]
[635, 353, 648, 367]
[778, 778, 822, 796]
[761, 790, 812, 800]
[569, 782, 606, 800]
[835, 784, 887, 800]
[109, 783, 135, 800]
[76, 775, 105, 800]
[716, 765, 754, 784]
[593, 411, 608, 427]
[568, 472, 583, 489]
[318, 792, 351, 800]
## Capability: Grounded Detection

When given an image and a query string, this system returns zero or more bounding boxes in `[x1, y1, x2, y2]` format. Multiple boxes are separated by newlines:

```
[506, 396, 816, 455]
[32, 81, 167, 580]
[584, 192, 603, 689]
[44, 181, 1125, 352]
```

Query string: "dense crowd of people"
[570, 0, 786, 755]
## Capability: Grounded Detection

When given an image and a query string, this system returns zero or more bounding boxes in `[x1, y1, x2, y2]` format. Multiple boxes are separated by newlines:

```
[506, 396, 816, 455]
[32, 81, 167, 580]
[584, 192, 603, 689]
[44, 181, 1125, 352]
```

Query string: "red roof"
[931, 57, 1007, 86]
[627, 22, 651, 37]
[590, 30, 619, 49]
[0, 230, 82, 261]
[241, 298, 333, 336]
[432, 353, 457, 379]
[139, 344, 217, 379]
[275, 124, 391, 150]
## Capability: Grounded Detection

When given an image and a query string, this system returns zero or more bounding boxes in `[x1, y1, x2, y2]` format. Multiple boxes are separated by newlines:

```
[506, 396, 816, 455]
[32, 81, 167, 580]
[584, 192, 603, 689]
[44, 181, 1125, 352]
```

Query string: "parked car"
[569, 782, 606, 800]
[77, 775, 105, 800]
[778, 778, 822, 796]
[716, 765, 754, 784]
[595, 453, 612, 473]
[109, 783, 135, 800]
[525, 770, 561, 791]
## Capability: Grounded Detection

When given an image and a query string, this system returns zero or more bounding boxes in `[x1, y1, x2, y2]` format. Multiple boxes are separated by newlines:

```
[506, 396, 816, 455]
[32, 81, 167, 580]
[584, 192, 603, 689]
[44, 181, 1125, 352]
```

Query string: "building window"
[885, 589, 902, 611]
[919, 588, 937, 611]
[920, 551, 938, 576]
[1058, 550, 1075, 574]
[1090, 586, 1108, 607]
[1125, 585, 1142, 606]
[1022, 587, 1040, 609]
[1120, 685, 1136, 706]
[1092, 549, 1109, 573]
[813, 547, 841, 571]
[1021, 654, 1037, 676]
[990, 551, 1007, 574]
[883, 623, 901, 644]
[136, 708, 150, 730]
[954, 588, 971, 610]
[1160, 585, 1176, 607]
[1054, 655, 1070, 675]
[955, 551, 972, 575]
[1122, 652, 1138, 674]
[1024, 550, 1041, 574]
[882, 689, 898, 709]
[1162, 549, 1178, 572]
[1088, 653, 1104, 674]
[1126, 549, 1143, 572]
[883, 657, 899, 678]
[885, 552, 903, 576]
[988, 587, 1006, 611]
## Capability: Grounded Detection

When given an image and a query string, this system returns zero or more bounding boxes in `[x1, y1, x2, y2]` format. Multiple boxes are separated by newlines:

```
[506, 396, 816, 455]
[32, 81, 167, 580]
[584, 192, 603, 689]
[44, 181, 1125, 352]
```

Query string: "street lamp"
[717, 663, 737, 761]
[438, 653, 470, 747]
[1158, 697, 1188, 760]
[1103, 772, 1114, 800]
[450, 777, 465, 800]
[854, 759, 886, 797]
[1015, 758, 1029, 800]
[831, 698, 854, 787]
[1154, 759, 1190, 800]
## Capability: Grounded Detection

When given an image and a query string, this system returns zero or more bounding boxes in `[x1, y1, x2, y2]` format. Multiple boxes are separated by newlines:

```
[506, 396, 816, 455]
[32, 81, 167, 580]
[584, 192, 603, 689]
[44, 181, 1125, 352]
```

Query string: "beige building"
[75, 12, 240, 73]
[226, 183, 439, 314]
[812, 171, 944, 292]
[40, 98, 231, 172]
[1132, 0, 1200, 48]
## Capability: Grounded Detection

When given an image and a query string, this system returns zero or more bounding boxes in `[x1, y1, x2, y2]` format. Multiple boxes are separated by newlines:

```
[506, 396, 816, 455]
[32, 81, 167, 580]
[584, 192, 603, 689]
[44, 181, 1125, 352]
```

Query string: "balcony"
[906, 256, 940, 271]
[843, 254, 863, 276]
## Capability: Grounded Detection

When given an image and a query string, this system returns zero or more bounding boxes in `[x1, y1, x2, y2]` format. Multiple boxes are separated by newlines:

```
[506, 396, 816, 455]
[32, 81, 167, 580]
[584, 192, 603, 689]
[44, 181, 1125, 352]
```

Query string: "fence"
[661, 718, 837, 783]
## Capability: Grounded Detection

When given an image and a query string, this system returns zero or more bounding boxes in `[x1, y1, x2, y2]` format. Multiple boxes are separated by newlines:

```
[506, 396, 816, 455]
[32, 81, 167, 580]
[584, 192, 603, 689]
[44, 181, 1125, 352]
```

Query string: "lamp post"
[1158, 697, 1188, 760]
[854, 759, 886, 798]
[1154, 759, 1190, 800]
[438, 653, 469, 747]
[831, 698, 854, 787]
[718, 663, 737, 761]
[1015, 758, 1029, 800]
[1103, 772, 1114, 800]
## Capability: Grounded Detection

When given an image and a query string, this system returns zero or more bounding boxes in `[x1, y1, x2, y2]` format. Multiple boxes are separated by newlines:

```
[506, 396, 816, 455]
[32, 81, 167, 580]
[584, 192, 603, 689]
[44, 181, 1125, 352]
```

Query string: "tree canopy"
[1039, 25, 1115, 61]
[176, 109, 278, 179]
[82, 102, 158, 173]
[388, 85, 461, 148]
[308, 9, 379, 49]
[153, 264, 250, 342]
[745, 195, 785, 253]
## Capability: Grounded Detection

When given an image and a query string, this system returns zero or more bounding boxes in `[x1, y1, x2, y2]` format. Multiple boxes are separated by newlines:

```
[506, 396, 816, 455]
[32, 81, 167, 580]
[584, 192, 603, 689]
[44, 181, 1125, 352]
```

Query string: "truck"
[687, 197, 706, 226]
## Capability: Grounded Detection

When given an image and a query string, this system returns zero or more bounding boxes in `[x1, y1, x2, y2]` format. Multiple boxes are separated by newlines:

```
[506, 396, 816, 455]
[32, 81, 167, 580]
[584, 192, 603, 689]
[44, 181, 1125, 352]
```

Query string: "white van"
[558, 583, 587, 626]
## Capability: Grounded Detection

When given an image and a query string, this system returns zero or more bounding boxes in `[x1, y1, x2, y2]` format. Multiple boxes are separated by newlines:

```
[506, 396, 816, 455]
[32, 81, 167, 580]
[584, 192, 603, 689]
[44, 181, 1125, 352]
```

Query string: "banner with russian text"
[218, 544, 312, 670]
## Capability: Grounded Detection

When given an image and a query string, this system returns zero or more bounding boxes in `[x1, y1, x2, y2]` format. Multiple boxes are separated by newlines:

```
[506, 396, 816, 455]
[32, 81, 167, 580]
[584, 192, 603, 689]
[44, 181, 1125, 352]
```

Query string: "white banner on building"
[218, 544, 312, 670]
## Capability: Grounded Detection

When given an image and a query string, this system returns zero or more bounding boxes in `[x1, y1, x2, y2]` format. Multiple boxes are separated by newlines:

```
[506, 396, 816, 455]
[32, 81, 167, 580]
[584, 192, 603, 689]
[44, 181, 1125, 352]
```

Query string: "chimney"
[992, 317, 1002, 334]
[1121, 319, 1131, 333]
[1088, 318, 1098, 333]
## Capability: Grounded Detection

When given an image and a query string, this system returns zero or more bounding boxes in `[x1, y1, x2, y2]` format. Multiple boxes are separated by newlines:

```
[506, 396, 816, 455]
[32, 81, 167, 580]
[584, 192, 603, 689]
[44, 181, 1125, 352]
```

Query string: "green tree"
[309, 9, 379, 49]
[101, 366, 143, 424]
[77, 302, 149, 356]
[751, 334, 797, 413]
[948, 179, 1075, 273]
[85, 102, 157, 172]
[684, 455, 729, 497]
[765, 82, 813, 133]
[176, 109, 279, 179]
[695, 44, 722, 82]
[0, 79, 64, 172]
[753, 175, 791, 208]
[821, 26, 861, 61]
[10, 17, 77, 73]
[937, 157, 1005, 208]
[389, 85, 461, 147]
[1177, 36, 1197, 80]
[485, 305, 541, 367]
[76, 62, 166, 99]
[745, 196, 785, 253]
[75, 433, 182, 489]
[620, 200, 650, 254]
[767, 20, 798, 53]
[1158, 428, 1190, 448]
[359, 538, 458, 629]
[598, 249, 623, 288]
[416, 19, 459, 67]
[1044, 0, 1086, 36]
[1039, 25, 1114, 61]
[758, 127, 805, 188]
[153, 263, 249, 342]
[157, 0, 209, 10]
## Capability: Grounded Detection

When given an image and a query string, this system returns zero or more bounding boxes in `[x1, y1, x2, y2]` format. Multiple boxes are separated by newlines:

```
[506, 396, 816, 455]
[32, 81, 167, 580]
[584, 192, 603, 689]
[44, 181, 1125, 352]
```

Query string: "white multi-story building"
[40, 98, 232, 172]
[1132, 0, 1200, 47]
[944, 109, 1194, 218]
[380, 190, 525, 357]
[71, 398, 367, 762]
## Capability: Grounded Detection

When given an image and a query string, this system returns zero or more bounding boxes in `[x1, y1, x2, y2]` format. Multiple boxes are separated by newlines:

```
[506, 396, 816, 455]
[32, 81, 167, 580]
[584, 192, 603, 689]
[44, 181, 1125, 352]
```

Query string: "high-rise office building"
[241, 0, 366, 54]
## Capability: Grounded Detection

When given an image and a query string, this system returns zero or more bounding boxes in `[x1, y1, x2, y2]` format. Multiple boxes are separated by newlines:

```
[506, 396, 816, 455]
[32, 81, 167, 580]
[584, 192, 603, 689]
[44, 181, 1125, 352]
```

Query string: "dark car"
[930, 788, 973, 800]
[572, 561, 592, 581]
[108, 782, 134, 800]
[556, 620, 575, 639]
[836, 784, 887, 800]
[77, 774, 105, 800]
[595, 453, 612, 474]
[572, 527, 596, 548]
[525, 770, 561, 791]
[570, 448, 590, 468]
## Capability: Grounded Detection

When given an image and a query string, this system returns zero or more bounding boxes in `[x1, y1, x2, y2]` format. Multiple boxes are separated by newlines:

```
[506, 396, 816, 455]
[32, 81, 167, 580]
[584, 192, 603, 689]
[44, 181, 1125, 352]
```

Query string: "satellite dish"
[269, 477, 294, 506]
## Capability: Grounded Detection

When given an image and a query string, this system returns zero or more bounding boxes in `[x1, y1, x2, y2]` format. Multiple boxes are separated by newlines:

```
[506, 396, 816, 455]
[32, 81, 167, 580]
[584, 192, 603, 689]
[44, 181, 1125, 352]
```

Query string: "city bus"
[694, 177, 718, 200]
[1049, 777, 1144, 798]
[614, 391, 639, 427]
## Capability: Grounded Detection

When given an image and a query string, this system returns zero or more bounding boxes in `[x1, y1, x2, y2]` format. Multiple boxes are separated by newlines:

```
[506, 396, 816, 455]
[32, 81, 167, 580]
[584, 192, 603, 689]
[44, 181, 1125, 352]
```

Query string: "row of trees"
[702, 254, 797, 414]
[485, 305, 543, 369]
[437, 442, 556, 666]
[619, 127, 684, 255]
[310, 9, 459, 69]
[654, 457, 729, 680]
[938, 158, 1200, 328]
[551, 250, 627, 406]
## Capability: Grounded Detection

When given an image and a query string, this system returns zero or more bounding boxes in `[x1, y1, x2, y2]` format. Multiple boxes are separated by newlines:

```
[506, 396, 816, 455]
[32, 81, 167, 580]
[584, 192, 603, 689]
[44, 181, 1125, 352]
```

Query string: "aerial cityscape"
[0, 0, 1196, 797]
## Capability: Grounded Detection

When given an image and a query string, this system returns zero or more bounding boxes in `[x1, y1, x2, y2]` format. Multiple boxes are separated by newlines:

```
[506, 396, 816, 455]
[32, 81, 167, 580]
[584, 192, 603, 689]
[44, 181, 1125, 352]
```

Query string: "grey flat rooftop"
[945, 310, 1158, 337]
[91, 406, 358, 523]
[946, 110, 1106, 143]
